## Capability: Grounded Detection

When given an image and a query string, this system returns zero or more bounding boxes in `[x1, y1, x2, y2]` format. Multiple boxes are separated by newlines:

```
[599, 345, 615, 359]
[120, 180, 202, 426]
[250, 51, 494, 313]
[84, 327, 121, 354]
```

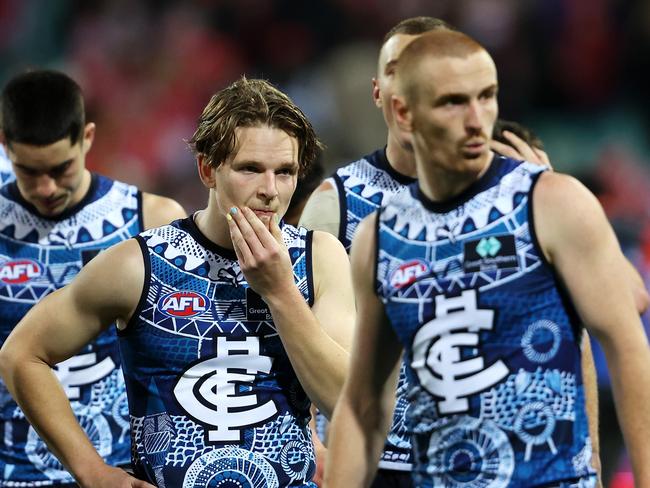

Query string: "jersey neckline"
[411, 154, 506, 213]
[3, 173, 101, 222]
[181, 214, 239, 261]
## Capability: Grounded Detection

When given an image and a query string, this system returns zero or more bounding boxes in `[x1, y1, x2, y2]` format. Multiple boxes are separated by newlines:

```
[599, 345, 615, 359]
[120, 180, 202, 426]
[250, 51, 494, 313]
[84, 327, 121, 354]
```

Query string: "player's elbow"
[0, 338, 23, 389]
[634, 286, 650, 315]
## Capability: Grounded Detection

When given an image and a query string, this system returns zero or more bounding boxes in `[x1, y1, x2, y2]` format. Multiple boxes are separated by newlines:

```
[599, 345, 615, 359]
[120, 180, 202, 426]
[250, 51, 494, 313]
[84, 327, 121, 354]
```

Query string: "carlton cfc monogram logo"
[0, 259, 43, 284]
[157, 291, 210, 318]
[390, 259, 429, 289]
[412, 290, 509, 414]
[174, 336, 277, 443]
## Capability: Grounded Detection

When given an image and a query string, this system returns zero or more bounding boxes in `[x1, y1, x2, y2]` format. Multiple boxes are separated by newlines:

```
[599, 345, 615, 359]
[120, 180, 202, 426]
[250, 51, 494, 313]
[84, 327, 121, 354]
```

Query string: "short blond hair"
[396, 30, 487, 103]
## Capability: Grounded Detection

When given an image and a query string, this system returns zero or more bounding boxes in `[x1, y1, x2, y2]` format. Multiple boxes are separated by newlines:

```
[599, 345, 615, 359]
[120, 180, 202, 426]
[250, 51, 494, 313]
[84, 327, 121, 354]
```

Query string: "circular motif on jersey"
[513, 402, 556, 446]
[521, 320, 561, 363]
[183, 447, 279, 488]
[26, 405, 112, 479]
[279, 440, 311, 480]
[427, 417, 514, 487]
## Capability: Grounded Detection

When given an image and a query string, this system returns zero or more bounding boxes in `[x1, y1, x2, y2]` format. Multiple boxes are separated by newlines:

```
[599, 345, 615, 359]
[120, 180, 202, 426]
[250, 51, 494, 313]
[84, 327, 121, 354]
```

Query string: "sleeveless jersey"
[0, 174, 142, 486]
[121, 217, 316, 488]
[0, 147, 13, 185]
[333, 147, 416, 253]
[376, 156, 596, 487]
[333, 148, 416, 470]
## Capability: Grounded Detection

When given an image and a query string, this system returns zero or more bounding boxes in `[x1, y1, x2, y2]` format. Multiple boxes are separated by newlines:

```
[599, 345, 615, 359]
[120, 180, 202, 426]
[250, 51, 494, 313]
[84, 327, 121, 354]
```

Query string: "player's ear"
[197, 154, 217, 189]
[391, 94, 412, 134]
[82, 123, 96, 155]
[372, 78, 382, 108]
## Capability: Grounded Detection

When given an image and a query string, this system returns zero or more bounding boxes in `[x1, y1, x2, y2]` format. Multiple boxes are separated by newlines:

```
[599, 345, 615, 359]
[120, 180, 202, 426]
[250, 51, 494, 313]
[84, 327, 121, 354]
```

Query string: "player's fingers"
[533, 148, 552, 169]
[227, 209, 254, 265]
[241, 207, 277, 249]
[230, 207, 265, 256]
[269, 213, 284, 245]
[131, 480, 157, 488]
[489, 140, 521, 160]
[501, 130, 538, 162]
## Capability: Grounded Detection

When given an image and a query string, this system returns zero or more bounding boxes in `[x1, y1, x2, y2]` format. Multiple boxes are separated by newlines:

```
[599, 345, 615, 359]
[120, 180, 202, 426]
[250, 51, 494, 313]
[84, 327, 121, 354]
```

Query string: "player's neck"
[385, 135, 417, 178]
[418, 152, 493, 203]
[193, 195, 234, 250]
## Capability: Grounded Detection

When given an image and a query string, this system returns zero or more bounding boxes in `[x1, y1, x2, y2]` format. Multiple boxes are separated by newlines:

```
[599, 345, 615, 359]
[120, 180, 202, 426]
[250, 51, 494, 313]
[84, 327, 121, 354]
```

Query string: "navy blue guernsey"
[0, 174, 142, 486]
[332, 147, 415, 252]
[376, 156, 596, 487]
[122, 217, 316, 488]
[332, 148, 416, 470]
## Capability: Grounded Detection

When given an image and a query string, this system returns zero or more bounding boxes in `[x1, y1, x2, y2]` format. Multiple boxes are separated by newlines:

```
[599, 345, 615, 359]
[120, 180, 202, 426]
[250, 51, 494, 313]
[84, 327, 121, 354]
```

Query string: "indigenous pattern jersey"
[0, 147, 13, 185]
[333, 148, 416, 470]
[376, 156, 596, 487]
[122, 217, 316, 488]
[0, 174, 142, 486]
[332, 147, 415, 253]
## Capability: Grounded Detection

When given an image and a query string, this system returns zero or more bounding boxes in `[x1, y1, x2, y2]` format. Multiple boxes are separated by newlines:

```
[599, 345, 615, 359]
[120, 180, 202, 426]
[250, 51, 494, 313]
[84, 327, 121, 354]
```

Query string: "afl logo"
[0, 259, 44, 284]
[158, 291, 211, 318]
[389, 259, 428, 289]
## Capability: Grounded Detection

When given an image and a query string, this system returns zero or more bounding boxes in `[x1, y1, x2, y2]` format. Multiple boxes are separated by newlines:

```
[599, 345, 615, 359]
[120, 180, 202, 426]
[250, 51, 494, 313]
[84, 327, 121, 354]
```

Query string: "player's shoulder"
[533, 171, 593, 212]
[311, 229, 347, 257]
[142, 192, 187, 230]
[334, 147, 386, 177]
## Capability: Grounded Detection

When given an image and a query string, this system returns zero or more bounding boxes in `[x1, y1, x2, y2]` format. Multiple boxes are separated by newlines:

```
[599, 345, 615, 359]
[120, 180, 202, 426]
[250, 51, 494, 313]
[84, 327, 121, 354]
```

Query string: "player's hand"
[227, 206, 295, 299]
[79, 465, 156, 488]
[490, 130, 552, 169]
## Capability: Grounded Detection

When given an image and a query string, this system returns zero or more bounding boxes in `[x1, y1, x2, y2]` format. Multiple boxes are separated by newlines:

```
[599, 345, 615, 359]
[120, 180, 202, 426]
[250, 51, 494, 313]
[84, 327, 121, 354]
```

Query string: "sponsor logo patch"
[246, 288, 272, 321]
[463, 235, 518, 272]
[0, 259, 44, 284]
[389, 259, 429, 289]
[158, 291, 210, 318]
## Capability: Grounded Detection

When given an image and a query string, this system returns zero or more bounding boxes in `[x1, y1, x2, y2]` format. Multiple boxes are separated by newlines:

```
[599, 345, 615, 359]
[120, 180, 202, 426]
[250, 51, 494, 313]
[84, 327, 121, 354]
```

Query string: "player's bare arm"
[324, 214, 403, 488]
[534, 171, 650, 486]
[298, 179, 341, 235]
[227, 206, 355, 418]
[141, 192, 187, 230]
[0, 239, 154, 488]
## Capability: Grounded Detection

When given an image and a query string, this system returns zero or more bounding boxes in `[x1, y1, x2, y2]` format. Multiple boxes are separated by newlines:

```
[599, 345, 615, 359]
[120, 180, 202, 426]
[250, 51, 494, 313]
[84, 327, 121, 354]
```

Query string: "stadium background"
[1, 0, 649, 486]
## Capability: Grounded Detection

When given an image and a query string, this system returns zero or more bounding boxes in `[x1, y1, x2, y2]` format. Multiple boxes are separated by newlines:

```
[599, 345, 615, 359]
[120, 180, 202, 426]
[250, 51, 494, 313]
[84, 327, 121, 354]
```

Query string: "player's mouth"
[39, 195, 67, 211]
[251, 209, 276, 220]
[462, 140, 487, 156]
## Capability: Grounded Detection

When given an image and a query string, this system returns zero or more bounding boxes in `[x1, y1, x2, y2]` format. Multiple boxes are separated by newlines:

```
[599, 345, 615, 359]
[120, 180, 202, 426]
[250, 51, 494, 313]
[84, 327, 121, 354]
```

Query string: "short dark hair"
[493, 119, 544, 150]
[1, 69, 85, 146]
[382, 16, 455, 45]
[188, 77, 323, 178]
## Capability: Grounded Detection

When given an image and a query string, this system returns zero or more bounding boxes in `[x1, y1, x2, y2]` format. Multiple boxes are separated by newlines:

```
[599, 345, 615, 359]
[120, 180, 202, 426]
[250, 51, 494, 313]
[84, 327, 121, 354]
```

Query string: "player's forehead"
[230, 125, 299, 167]
[378, 33, 419, 73]
[6, 138, 78, 169]
[414, 50, 497, 98]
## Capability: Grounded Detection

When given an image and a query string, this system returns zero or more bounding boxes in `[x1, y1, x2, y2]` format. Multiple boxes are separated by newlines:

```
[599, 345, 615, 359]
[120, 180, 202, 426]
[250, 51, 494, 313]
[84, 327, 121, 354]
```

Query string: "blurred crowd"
[1, 1, 650, 485]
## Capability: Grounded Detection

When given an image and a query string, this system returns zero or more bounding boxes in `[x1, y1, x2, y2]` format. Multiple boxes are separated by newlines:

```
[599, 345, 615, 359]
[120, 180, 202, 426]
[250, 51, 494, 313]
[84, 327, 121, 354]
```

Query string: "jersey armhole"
[372, 209, 381, 297]
[136, 189, 144, 233]
[331, 174, 348, 246]
[305, 230, 315, 307]
[528, 171, 583, 341]
[119, 235, 151, 335]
